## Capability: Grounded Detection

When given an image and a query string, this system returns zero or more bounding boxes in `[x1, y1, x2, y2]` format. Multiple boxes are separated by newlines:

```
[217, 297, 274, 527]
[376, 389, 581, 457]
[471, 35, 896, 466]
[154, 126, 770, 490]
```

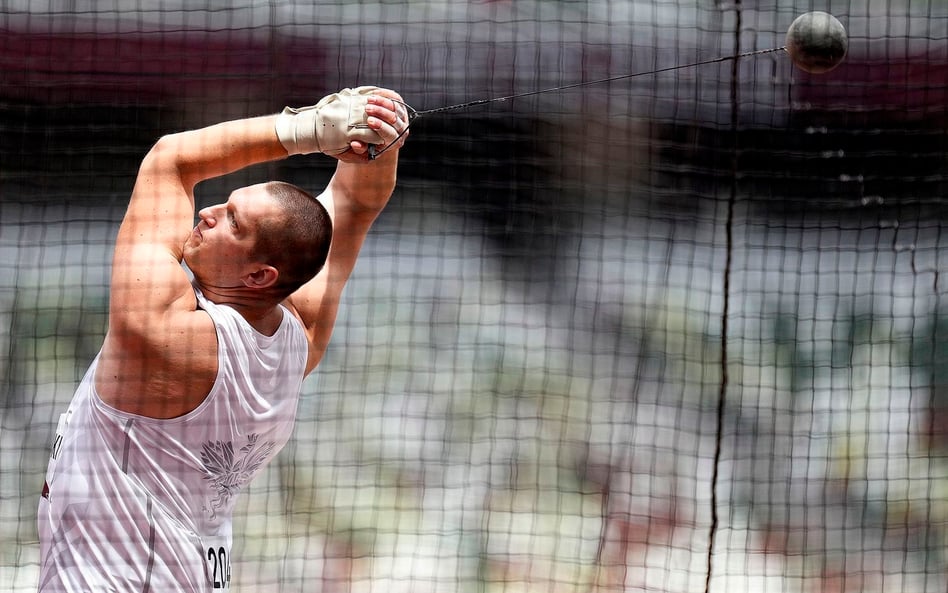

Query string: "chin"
[181, 250, 201, 278]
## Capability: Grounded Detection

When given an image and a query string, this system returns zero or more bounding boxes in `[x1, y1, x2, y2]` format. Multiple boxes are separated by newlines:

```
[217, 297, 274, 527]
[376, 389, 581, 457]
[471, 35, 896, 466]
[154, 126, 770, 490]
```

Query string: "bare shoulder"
[95, 304, 219, 419]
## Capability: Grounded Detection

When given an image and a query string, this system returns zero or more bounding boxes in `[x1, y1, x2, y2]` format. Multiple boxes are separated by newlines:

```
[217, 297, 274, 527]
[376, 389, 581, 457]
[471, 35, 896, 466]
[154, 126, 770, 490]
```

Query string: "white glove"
[275, 86, 384, 156]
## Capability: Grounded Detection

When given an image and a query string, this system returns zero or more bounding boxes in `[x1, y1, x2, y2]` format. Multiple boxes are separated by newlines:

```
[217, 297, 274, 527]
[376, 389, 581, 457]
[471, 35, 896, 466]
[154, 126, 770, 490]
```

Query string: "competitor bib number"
[205, 544, 231, 590]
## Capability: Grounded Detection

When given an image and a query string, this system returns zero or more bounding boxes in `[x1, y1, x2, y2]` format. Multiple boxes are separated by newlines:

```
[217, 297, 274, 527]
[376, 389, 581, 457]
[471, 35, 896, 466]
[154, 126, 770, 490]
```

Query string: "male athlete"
[37, 86, 410, 591]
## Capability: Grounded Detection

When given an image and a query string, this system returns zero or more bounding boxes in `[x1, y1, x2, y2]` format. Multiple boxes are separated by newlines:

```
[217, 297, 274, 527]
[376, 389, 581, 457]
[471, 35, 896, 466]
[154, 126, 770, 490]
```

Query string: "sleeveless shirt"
[37, 286, 308, 592]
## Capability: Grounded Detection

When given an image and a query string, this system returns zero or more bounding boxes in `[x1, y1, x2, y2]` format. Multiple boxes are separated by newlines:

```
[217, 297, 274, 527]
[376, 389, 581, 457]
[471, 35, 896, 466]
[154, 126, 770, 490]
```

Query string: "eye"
[227, 209, 238, 231]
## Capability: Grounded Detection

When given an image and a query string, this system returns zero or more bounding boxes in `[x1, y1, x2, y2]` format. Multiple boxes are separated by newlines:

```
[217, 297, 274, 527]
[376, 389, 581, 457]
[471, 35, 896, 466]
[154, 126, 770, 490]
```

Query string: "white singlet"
[37, 286, 308, 592]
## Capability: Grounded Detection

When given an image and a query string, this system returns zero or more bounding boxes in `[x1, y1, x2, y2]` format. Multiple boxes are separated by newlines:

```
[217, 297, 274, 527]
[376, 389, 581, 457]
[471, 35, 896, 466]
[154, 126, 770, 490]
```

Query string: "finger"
[365, 103, 405, 136]
[365, 116, 397, 144]
[367, 93, 409, 123]
[334, 143, 370, 163]
[364, 104, 396, 128]
[368, 88, 404, 105]
[391, 100, 409, 125]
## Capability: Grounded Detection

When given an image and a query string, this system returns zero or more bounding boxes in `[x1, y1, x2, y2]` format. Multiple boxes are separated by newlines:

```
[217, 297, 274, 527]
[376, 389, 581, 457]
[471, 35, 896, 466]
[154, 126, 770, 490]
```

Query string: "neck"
[197, 283, 284, 336]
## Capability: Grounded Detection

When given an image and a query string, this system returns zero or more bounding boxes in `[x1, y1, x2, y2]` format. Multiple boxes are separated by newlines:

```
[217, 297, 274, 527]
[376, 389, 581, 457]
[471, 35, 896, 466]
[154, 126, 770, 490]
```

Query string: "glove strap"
[275, 105, 322, 156]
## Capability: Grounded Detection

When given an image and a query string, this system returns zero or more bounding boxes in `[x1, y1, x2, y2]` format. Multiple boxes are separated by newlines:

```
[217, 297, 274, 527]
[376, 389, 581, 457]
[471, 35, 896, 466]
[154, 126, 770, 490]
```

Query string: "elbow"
[138, 134, 176, 174]
[138, 133, 199, 190]
[142, 133, 179, 163]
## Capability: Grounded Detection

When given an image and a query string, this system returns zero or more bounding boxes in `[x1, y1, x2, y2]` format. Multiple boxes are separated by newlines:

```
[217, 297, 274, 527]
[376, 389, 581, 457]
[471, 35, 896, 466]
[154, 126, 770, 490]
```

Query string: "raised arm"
[100, 87, 409, 415]
[112, 115, 286, 320]
[284, 90, 410, 374]
[98, 115, 290, 416]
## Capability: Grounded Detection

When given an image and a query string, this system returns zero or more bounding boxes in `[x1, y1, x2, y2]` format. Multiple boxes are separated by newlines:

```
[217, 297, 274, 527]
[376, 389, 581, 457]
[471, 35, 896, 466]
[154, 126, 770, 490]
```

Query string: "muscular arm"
[284, 92, 408, 374]
[98, 116, 288, 417]
[285, 148, 399, 375]
[99, 90, 407, 413]
[102, 89, 408, 418]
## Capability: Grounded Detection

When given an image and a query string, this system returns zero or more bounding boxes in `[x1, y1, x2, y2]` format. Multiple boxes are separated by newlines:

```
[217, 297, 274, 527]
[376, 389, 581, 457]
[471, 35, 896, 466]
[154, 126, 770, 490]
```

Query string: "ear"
[243, 265, 279, 290]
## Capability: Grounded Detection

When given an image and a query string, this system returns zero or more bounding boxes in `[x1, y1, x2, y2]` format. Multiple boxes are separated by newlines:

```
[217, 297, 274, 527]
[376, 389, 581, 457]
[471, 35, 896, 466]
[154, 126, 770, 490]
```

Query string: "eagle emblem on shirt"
[200, 434, 276, 518]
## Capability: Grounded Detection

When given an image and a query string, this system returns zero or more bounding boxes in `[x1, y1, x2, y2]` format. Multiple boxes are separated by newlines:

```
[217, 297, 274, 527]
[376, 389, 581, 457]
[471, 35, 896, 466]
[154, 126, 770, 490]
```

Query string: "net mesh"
[2, 1, 948, 592]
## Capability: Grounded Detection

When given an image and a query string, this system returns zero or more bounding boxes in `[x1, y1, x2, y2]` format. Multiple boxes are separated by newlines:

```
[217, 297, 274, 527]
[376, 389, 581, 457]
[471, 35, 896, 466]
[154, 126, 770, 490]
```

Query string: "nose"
[198, 205, 218, 227]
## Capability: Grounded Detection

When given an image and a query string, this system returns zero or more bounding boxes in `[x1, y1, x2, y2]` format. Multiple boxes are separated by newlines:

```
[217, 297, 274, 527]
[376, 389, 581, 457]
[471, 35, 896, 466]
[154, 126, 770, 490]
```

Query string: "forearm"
[327, 150, 398, 215]
[289, 153, 398, 374]
[149, 115, 288, 191]
[121, 114, 288, 269]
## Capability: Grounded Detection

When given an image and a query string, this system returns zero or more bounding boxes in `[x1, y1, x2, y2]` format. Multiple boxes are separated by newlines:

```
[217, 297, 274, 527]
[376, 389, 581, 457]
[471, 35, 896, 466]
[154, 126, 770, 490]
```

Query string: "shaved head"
[253, 181, 333, 300]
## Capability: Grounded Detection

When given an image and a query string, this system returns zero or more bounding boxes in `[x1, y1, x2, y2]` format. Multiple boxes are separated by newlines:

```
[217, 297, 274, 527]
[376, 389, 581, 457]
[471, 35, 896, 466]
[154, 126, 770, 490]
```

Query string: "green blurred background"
[2, 1, 947, 591]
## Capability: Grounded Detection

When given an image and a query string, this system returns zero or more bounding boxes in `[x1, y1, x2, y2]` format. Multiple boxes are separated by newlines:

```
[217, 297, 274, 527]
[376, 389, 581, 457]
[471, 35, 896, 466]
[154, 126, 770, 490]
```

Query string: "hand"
[339, 89, 410, 163]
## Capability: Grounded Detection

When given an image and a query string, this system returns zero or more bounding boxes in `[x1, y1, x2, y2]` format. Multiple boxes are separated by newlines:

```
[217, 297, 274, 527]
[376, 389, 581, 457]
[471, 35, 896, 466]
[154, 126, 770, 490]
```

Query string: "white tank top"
[38, 286, 308, 592]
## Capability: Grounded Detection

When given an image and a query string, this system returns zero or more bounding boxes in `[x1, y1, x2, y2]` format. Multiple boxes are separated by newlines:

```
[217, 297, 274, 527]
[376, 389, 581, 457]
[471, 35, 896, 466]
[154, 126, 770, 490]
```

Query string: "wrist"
[274, 106, 322, 155]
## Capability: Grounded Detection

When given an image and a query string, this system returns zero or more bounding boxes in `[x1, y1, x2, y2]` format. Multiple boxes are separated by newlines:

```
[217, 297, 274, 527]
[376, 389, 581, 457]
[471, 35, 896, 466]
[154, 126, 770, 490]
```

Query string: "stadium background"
[1, 1, 947, 591]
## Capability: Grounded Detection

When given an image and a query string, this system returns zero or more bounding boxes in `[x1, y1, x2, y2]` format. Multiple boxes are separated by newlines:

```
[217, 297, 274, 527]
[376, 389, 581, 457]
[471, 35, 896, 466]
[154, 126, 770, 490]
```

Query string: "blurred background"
[2, 0, 947, 591]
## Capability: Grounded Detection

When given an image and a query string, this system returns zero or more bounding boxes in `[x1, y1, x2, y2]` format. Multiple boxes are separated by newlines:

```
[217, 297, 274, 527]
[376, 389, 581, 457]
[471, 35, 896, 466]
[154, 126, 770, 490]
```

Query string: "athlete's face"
[183, 184, 283, 289]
